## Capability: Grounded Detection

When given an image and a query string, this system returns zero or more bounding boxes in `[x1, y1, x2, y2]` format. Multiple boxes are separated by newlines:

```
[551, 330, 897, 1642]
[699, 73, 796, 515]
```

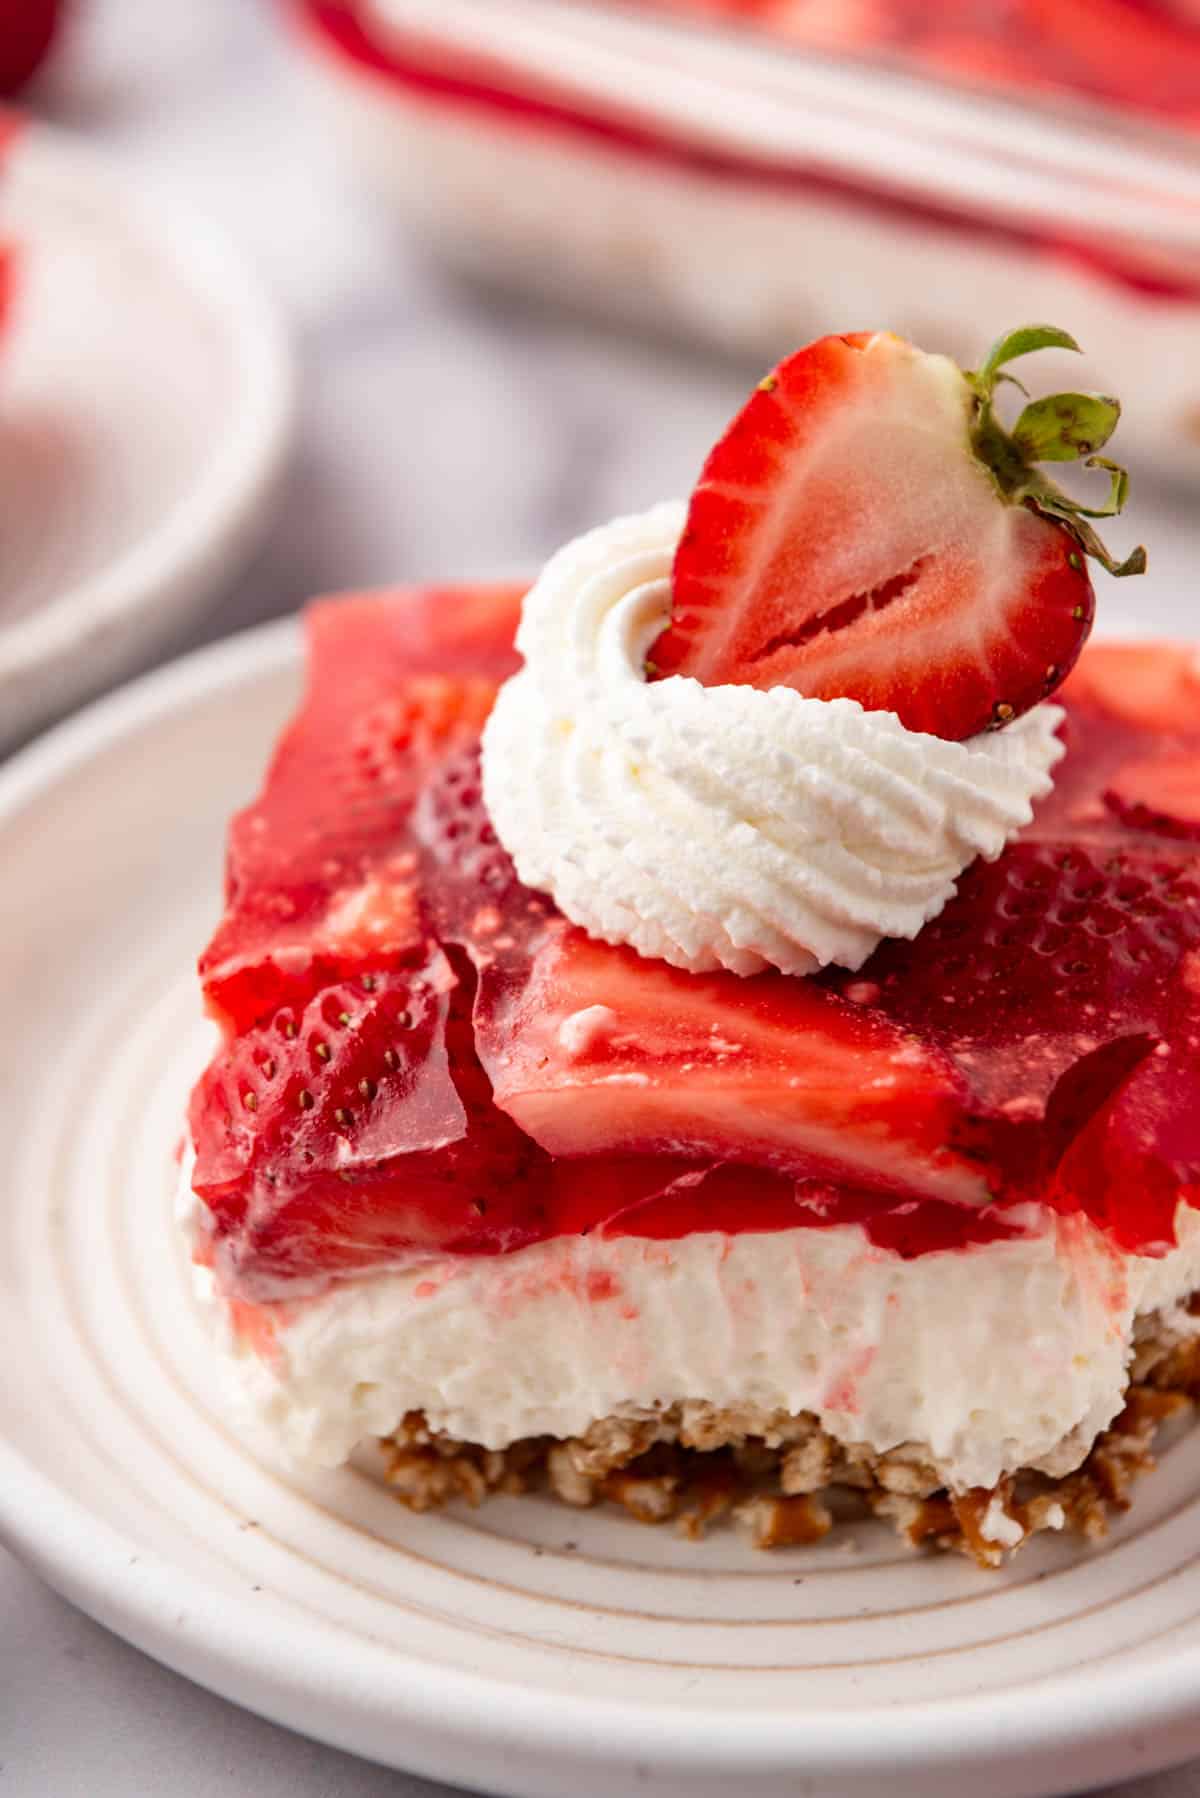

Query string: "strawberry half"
[652, 325, 1144, 740]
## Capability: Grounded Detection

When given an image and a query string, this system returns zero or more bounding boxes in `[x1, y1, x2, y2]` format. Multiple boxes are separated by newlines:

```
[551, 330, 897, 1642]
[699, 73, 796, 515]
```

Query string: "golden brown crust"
[377, 1309, 1200, 1568]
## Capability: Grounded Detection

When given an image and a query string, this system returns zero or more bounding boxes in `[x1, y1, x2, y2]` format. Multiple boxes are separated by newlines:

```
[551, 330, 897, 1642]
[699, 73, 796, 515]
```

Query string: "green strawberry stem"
[967, 324, 1147, 579]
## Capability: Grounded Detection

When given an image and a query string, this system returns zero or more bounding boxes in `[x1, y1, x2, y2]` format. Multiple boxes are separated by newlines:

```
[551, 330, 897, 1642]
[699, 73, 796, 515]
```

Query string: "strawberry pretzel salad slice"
[183, 326, 1200, 1567]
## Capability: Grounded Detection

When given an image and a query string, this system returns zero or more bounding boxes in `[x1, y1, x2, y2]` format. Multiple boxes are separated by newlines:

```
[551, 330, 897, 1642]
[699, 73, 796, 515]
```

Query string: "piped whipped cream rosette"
[485, 324, 1146, 977]
[482, 501, 1065, 977]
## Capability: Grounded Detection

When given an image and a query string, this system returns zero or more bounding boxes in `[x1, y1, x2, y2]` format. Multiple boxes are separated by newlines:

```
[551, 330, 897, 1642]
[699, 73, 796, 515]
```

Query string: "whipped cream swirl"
[481, 502, 1065, 977]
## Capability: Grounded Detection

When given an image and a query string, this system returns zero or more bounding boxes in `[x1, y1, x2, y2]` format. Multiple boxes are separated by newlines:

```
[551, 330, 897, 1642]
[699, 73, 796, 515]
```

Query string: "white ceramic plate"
[6, 625, 1200, 1798]
[0, 117, 293, 750]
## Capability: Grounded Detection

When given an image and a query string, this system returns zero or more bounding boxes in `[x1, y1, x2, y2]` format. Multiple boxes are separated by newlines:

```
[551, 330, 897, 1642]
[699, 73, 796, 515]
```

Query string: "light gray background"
[3, 2, 1199, 1793]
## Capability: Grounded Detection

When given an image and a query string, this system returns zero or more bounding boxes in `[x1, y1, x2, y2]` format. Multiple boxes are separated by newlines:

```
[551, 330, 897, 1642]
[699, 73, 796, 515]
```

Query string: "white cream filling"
[481, 502, 1065, 978]
[180, 1153, 1200, 1493]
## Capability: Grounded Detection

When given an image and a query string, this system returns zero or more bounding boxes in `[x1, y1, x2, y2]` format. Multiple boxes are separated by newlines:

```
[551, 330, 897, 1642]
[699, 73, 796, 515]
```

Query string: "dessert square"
[183, 328, 1200, 1565]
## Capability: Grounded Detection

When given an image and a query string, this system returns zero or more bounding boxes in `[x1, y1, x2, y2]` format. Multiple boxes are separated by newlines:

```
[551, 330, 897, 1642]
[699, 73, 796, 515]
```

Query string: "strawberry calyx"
[966, 323, 1146, 581]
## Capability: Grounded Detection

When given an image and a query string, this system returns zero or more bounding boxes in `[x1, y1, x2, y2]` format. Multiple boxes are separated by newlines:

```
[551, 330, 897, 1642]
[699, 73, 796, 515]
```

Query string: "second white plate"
[0, 115, 293, 748]
[4, 625, 1200, 1798]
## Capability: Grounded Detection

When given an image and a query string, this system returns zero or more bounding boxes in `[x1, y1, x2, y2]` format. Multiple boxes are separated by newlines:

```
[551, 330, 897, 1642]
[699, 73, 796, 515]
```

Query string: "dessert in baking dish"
[184, 326, 1200, 1565]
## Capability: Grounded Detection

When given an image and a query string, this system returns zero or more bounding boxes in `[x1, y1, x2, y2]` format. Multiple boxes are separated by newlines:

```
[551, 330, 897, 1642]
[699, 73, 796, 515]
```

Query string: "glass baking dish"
[290, 1, 1200, 482]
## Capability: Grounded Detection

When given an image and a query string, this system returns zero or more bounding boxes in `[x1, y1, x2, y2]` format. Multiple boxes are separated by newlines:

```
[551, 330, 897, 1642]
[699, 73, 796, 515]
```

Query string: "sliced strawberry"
[302, 582, 524, 686]
[652, 325, 1143, 740]
[1052, 953, 1200, 1252]
[413, 740, 556, 964]
[199, 584, 523, 1032]
[839, 841, 1200, 1119]
[189, 953, 551, 1296]
[1039, 647, 1200, 849]
[1104, 753, 1200, 841]
[472, 927, 980, 1203]
[1061, 640, 1200, 734]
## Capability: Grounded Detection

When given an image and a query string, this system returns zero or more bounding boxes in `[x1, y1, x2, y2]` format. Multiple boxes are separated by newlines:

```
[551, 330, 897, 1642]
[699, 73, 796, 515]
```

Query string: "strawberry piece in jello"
[468, 929, 976, 1204]
[199, 584, 522, 1034]
[816, 658, 1200, 1244]
[189, 954, 554, 1292]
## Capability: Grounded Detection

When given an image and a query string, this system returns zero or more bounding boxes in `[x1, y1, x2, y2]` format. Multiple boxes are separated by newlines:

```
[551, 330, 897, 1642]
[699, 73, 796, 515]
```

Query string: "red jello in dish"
[292, 2, 1200, 484]
[184, 328, 1200, 1565]
[639, 0, 1200, 132]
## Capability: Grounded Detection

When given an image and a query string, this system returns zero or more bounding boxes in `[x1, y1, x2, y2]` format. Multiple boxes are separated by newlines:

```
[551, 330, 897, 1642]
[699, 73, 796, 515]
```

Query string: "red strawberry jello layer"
[192, 586, 1200, 1271]
[181, 586, 1200, 1555]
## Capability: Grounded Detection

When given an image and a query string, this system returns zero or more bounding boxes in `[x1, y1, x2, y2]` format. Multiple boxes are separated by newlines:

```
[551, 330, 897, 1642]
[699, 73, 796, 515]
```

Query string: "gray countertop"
[3, 2, 1200, 1793]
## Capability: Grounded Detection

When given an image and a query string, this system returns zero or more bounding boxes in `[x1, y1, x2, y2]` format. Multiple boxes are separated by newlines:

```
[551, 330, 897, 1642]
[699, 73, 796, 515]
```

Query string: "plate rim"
[0, 116, 295, 683]
[4, 621, 1200, 1788]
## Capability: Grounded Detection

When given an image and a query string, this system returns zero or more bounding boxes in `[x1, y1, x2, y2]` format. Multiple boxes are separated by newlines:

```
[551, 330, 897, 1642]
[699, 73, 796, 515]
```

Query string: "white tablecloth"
[3, 2, 1198, 1793]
